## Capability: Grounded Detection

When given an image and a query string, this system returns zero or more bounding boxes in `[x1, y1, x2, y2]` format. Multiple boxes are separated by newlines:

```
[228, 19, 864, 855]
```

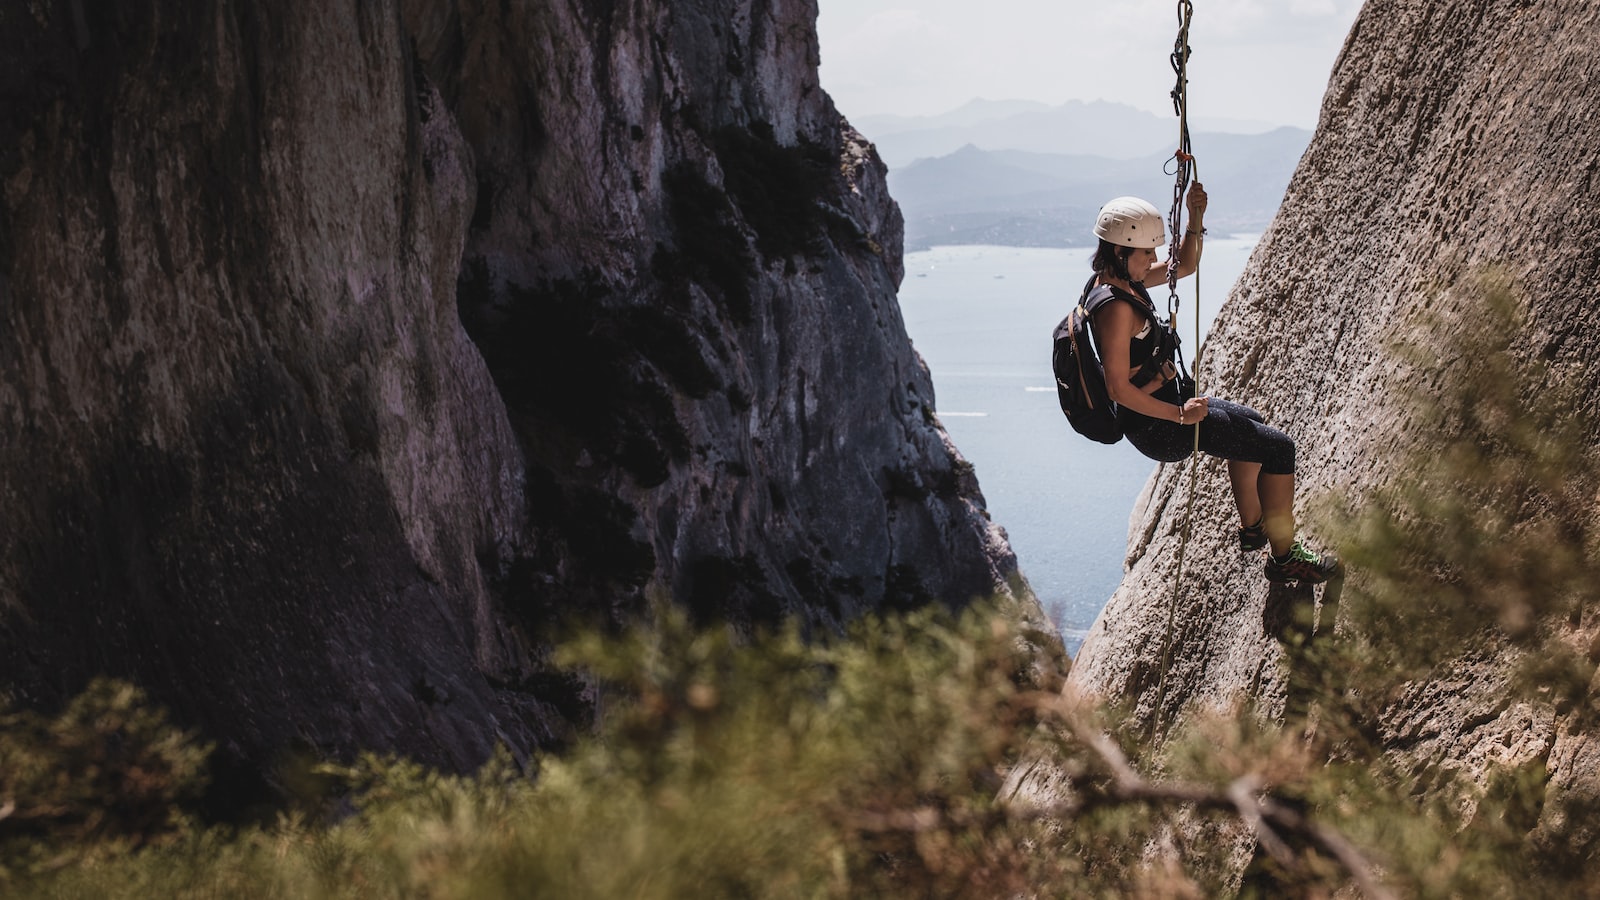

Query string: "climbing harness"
[1152, 0, 1203, 739]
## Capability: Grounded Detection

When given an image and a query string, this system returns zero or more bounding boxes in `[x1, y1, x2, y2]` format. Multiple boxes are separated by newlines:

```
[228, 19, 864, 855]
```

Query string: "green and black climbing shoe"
[1264, 540, 1342, 584]
[1238, 518, 1267, 553]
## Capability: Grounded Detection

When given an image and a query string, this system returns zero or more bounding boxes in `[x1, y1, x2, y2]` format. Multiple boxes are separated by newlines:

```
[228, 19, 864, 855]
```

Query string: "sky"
[816, 0, 1368, 129]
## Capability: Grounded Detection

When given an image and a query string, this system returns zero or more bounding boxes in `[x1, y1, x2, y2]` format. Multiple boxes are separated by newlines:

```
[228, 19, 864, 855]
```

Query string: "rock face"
[1070, 0, 1600, 825]
[0, 1, 1043, 792]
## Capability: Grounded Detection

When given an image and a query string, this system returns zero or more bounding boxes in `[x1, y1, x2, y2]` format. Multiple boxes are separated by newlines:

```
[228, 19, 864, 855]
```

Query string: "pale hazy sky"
[816, 0, 1367, 128]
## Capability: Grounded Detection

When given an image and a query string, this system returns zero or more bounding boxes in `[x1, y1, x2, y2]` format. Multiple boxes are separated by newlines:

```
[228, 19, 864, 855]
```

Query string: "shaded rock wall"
[0, 0, 1044, 792]
[1070, 0, 1600, 821]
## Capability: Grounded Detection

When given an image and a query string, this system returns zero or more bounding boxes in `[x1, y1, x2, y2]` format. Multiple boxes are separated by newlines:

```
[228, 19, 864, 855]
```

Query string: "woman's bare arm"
[1143, 182, 1207, 284]
[1095, 301, 1187, 422]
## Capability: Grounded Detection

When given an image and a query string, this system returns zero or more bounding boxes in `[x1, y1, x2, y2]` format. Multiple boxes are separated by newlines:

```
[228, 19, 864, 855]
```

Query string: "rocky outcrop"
[0, 1, 1044, 796]
[1070, 0, 1600, 831]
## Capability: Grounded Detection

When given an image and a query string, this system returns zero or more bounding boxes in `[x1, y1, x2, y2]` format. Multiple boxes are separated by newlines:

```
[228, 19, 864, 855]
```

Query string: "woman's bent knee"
[1264, 437, 1295, 475]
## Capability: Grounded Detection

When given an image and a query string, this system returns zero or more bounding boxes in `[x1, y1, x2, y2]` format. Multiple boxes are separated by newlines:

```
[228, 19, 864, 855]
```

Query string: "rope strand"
[1152, 0, 1201, 740]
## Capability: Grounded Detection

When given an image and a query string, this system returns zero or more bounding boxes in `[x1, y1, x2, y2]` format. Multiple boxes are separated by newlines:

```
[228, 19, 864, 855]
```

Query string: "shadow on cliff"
[1262, 577, 1343, 728]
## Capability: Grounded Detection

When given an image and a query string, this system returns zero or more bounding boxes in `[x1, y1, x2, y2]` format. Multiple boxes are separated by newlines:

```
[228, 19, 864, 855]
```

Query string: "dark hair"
[1090, 239, 1134, 283]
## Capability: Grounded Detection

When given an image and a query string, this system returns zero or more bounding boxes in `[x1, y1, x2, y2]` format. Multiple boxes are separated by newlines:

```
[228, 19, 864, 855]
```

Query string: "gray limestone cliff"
[1070, 0, 1600, 846]
[0, 1, 1048, 798]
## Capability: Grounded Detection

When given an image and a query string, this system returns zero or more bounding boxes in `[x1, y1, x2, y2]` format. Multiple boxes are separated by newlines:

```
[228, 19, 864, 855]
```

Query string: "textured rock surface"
[1070, 0, 1600, 831]
[0, 1, 1046, 794]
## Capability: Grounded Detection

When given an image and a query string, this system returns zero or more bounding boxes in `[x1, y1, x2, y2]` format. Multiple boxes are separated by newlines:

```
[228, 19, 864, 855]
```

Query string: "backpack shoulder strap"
[1081, 279, 1158, 326]
[1083, 284, 1119, 316]
[1078, 280, 1174, 387]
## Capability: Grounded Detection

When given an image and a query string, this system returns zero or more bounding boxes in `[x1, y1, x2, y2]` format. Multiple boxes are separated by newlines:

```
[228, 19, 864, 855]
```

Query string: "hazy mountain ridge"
[886, 124, 1311, 250]
[855, 97, 1289, 167]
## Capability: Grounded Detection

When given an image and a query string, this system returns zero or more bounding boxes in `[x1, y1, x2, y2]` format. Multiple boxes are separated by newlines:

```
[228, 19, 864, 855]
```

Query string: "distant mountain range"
[852, 99, 1311, 251]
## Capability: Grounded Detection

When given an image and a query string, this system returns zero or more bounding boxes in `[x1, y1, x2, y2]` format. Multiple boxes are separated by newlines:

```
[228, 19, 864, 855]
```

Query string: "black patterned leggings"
[1124, 397, 1296, 475]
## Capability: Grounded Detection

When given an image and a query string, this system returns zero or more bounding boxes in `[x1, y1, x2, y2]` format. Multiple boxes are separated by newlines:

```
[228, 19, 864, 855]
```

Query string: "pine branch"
[1065, 714, 1396, 900]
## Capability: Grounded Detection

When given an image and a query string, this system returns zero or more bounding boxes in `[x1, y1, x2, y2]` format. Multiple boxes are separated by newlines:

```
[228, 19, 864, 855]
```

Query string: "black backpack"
[1052, 276, 1185, 444]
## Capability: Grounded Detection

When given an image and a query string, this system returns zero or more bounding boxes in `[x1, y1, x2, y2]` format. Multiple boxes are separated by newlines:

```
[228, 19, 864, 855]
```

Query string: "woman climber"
[1086, 186, 1341, 584]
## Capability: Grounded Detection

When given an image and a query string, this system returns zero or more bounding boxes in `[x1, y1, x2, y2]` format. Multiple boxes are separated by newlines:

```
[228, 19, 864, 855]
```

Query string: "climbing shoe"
[1264, 540, 1343, 584]
[1238, 518, 1267, 553]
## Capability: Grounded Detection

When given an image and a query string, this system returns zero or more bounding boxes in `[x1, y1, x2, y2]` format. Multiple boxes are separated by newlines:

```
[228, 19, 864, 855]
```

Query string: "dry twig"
[1061, 705, 1396, 900]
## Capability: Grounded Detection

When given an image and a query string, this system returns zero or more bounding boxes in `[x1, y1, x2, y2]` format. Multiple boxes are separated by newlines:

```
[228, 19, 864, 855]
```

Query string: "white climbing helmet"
[1093, 196, 1166, 249]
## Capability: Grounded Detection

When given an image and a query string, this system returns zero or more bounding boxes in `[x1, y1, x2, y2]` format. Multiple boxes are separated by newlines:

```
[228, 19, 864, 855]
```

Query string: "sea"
[897, 238, 1259, 656]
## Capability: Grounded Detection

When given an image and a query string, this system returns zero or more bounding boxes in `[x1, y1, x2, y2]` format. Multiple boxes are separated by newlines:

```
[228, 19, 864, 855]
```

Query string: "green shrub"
[13, 273, 1600, 896]
[0, 679, 211, 881]
[15, 606, 1082, 899]
[1329, 272, 1599, 687]
[1264, 271, 1600, 896]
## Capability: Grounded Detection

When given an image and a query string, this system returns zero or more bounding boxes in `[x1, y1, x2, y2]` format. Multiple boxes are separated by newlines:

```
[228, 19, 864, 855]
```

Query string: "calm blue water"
[898, 239, 1257, 654]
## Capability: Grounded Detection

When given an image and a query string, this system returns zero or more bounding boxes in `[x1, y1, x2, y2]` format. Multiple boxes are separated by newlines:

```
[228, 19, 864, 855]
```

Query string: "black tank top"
[1117, 282, 1164, 376]
[1110, 281, 1181, 423]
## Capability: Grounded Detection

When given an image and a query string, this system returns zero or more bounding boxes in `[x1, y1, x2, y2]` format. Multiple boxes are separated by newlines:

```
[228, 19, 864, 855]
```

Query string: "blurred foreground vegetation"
[5, 275, 1600, 897]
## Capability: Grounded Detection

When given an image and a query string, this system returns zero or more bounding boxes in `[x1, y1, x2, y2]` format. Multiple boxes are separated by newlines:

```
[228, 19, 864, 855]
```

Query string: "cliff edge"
[0, 0, 1048, 796]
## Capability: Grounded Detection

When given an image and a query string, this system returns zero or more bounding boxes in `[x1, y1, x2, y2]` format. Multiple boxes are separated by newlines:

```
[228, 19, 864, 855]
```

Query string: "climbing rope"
[1152, 0, 1202, 739]
[1164, 0, 1196, 317]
